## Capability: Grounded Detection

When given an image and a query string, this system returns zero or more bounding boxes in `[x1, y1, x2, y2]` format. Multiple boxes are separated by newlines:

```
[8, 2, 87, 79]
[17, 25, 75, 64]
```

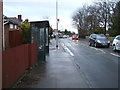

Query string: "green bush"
[93, 27, 104, 34]
[20, 20, 30, 44]
[107, 28, 118, 37]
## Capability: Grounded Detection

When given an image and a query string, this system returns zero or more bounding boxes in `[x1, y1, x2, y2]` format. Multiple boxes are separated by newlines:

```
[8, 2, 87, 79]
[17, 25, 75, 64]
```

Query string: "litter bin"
[30, 20, 50, 61]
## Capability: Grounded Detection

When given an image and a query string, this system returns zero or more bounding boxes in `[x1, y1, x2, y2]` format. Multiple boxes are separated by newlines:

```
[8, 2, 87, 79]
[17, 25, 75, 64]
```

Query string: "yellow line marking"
[90, 47, 106, 54]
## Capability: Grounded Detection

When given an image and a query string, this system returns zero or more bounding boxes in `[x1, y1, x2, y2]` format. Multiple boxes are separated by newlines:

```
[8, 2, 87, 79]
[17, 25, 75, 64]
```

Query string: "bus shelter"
[30, 21, 50, 61]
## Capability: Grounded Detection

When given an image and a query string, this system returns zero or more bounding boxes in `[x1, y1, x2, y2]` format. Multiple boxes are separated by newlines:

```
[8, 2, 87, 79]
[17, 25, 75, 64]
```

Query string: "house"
[3, 15, 23, 49]
[4, 15, 22, 30]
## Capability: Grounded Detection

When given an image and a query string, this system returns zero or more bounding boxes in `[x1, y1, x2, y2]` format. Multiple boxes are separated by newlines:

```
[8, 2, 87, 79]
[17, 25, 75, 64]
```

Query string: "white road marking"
[65, 46, 74, 56]
[110, 53, 120, 58]
[62, 41, 120, 57]
[87, 44, 120, 57]
[61, 43, 74, 56]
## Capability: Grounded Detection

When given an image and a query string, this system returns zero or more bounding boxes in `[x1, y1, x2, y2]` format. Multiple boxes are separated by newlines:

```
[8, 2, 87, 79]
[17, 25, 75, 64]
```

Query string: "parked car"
[63, 35, 67, 38]
[59, 35, 63, 38]
[112, 35, 120, 51]
[67, 35, 69, 38]
[72, 35, 79, 40]
[89, 34, 110, 48]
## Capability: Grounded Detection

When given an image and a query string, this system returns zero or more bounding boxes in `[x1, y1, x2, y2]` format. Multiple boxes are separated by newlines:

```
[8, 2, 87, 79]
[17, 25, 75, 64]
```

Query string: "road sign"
[57, 19, 60, 21]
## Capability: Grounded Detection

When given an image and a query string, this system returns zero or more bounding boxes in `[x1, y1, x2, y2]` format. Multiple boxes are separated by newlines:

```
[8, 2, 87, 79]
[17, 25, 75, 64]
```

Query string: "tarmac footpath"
[17, 39, 90, 88]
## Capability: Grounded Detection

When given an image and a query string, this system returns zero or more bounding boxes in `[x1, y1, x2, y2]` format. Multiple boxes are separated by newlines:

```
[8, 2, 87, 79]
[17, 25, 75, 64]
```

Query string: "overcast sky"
[4, 0, 94, 33]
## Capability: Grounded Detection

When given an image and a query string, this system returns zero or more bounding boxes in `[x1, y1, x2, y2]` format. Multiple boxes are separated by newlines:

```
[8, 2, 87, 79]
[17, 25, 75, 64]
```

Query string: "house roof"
[4, 16, 21, 26]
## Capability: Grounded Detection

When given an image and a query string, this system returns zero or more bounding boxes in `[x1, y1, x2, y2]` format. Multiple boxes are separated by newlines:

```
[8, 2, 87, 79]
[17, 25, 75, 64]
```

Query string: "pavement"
[17, 39, 90, 88]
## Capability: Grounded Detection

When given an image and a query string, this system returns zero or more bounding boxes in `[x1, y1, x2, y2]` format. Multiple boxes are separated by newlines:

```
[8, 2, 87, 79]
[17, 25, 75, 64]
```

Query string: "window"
[10, 24, 14, 29]
[15, 25, 17, 29]
[91, 35, 95, 39]
[96, 35, 106, 39]
[116, 36, 120, 40]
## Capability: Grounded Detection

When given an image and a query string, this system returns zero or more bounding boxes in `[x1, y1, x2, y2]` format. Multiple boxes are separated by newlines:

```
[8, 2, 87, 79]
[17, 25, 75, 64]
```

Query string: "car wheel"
[89, 42, 91, 46]
[113, 45, 116, 51]
[95, 43, 97, 47]
[107, 45, 110, 48]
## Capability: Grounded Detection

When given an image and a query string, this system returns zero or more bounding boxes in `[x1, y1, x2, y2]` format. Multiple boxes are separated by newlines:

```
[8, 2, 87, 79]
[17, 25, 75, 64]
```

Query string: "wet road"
[59, 38, 119, 88]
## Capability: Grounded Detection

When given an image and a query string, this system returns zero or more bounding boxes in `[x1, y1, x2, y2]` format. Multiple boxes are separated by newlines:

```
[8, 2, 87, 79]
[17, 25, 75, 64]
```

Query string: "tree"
[20, 19, 30, 44]
[72, 5, 88, 31]
[85, 5, 100, 31]
[95, 1, 115, 34]
[72, 5, 100, 36]
[64, 29, 68, 34]
[110, 1, 120, 36]
[72, 1, 116, 35]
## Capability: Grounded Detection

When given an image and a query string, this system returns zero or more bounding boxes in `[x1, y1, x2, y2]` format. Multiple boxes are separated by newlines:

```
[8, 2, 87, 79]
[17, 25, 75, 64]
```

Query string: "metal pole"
[3, 15, 4, 50]
[56, 0, 58, 47]
[0, 0, 3, 89]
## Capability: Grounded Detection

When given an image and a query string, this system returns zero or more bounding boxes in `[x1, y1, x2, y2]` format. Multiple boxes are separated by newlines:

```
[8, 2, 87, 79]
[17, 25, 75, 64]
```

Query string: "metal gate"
[30, 21, 50, 61]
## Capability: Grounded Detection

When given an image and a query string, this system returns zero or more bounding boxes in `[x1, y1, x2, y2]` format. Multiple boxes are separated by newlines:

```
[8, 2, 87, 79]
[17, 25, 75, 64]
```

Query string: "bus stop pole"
[56, 0, 58, 47]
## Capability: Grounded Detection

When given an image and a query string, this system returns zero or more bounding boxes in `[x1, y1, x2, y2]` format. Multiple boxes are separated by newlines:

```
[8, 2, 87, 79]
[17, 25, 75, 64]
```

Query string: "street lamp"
[56, 0, 58, 47]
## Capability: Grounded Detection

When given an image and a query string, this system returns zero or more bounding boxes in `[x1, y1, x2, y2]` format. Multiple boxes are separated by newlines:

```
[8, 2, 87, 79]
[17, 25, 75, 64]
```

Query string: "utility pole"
[56, 0, 58, 47]
[0, 0, 3, 89]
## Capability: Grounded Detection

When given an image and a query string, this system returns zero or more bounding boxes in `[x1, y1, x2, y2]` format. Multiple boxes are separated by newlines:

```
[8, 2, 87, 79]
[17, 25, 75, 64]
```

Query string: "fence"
[9, 30, 22, 48]
[2, 43, 37, 88]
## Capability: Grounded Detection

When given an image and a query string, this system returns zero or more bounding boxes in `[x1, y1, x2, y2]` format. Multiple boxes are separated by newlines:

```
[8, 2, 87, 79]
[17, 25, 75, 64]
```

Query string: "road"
[59, 37, 119, 88]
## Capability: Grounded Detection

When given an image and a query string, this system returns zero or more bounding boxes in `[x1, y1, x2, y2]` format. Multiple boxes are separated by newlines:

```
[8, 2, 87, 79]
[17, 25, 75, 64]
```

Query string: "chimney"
[18, 15, 22, 22]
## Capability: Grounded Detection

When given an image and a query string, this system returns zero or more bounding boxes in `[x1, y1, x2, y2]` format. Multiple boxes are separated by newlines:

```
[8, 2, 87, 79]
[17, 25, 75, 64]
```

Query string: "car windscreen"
[96, 35, 107, 39]
[116, 36, 120, 40]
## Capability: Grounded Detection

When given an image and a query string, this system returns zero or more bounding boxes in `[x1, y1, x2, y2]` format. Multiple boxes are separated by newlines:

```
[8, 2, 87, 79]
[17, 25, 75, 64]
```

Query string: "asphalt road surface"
[59, 37, 119, 88]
